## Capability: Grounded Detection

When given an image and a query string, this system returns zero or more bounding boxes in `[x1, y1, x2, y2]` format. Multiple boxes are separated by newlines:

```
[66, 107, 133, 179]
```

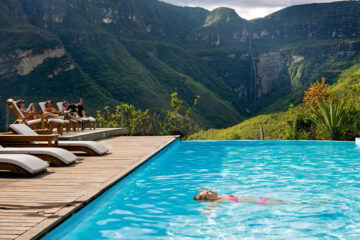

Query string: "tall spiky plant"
[302, 98, 351, 140]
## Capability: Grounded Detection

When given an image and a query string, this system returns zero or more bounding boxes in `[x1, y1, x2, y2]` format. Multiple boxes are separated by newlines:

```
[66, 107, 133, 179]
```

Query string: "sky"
[160, 0, 343, 20]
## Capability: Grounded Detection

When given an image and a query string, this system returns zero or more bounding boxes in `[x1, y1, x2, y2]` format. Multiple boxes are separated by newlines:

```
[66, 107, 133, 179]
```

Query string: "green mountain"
[1, 0, 360, 131]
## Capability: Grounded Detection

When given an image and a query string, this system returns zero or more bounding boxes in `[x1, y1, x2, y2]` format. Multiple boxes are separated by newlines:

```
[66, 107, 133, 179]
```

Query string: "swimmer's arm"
[202, 201, 220, 214]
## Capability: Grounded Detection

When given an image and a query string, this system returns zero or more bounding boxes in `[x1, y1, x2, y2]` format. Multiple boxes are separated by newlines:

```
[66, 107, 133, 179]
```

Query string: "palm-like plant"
[302, 98, 351, 140]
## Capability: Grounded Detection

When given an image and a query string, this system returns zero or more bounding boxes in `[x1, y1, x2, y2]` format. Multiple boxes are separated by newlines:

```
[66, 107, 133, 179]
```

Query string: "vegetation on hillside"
[189, 65, 360, 141]
[96, 92, 202, 137]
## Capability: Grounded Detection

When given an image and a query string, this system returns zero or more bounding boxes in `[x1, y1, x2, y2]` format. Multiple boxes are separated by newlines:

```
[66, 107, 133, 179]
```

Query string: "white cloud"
[161, 0, 344, 19]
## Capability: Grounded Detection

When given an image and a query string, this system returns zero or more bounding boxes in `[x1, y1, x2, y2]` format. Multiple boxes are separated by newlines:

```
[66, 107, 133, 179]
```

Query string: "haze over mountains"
[0, 0, 359, 129]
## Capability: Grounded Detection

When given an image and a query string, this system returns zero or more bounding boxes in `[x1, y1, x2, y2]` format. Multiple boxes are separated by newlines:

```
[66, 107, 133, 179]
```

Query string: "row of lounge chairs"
[0, 124, 110, 176]
[7, 99, 96, 134]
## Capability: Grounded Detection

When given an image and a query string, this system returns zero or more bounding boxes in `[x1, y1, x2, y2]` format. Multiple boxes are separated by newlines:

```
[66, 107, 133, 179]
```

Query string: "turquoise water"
[44, 141, 360, 240]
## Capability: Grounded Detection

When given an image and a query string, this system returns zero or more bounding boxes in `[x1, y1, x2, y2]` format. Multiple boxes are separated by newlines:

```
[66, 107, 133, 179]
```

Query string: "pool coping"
[17, 136, 179, 240]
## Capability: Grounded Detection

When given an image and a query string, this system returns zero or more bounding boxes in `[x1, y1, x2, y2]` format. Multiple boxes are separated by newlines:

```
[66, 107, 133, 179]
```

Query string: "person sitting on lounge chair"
[17, 100, 36, 120]
[61, 99, 95, 130]
[76, 98, 86, 117]
[44, 100, 61, 118]
[62, 100, 81, 121]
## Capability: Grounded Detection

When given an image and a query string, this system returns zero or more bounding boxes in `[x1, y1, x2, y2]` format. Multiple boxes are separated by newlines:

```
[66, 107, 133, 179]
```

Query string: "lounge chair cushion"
[0, 154, 49, 174]
[48, 119, 69, 124]
[10, 124, 38, 135]
[28, 119, 42, 125]
[58, 141, 109, 155]
[0, 147, 77, 165]
[88, 117, 96, 122]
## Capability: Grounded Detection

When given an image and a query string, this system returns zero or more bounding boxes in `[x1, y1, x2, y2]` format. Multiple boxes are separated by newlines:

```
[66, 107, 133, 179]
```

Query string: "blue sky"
[160, 0, 343, 19]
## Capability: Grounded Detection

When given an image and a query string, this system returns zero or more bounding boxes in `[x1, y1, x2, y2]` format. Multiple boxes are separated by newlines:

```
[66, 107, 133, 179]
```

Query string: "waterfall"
[249, 31, 257, 102]
[251, 54, 257, 102]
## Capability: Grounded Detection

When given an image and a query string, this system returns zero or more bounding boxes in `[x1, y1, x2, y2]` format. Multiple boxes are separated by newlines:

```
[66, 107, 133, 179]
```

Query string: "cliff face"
[255, 51, 290, 99]
[0, 47, 67, 77]
[1, 0, 360, 130]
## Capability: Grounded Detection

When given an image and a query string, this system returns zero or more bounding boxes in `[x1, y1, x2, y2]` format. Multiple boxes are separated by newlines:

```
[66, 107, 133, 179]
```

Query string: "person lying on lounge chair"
[75, 98, 96, 126]
[44, 100, 61, 118]
[62, 100, 81, 121]
[17, 100, 36, 120]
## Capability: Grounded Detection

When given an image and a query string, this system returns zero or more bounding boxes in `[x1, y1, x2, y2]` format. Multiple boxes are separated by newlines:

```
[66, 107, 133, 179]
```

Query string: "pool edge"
[18, 136, 180, 240]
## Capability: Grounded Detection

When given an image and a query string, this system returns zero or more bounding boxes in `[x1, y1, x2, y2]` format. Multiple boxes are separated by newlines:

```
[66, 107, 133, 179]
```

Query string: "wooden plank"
[0, 222, 38, 227]
[0, 227, 29, 231]
[0, 231, 24, 236]
[0, 235, 18, 239]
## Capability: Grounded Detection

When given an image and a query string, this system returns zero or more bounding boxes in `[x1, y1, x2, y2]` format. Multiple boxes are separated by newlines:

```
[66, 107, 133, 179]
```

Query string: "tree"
[161, 92, 201, 137]
[304, 77, 331, 108]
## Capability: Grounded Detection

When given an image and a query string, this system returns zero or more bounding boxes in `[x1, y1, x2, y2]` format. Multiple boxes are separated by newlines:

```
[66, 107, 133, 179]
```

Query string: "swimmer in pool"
[193, 189, 286, 205]
[193, 189, 289, 214]
[193, 189, 327, 214]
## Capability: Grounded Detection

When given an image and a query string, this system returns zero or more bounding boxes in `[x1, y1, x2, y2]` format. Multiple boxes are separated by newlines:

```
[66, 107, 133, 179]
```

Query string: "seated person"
[44, 100, 61, 118]
[76, 98, 86, 117]
[63, 101, 78, 114]
[16, 99, 36, 120]
[63, 100, 81, 121]
[62, 100, 69, 112]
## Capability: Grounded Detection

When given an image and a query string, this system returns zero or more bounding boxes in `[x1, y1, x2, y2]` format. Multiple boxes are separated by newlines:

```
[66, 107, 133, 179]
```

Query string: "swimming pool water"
[44, 141, 360, 240]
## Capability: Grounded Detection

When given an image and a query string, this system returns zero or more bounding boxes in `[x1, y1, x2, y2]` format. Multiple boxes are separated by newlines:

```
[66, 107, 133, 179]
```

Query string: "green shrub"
[96, 92, 202, 137]
[284, 110, 312, 140]
[96, 104, 155, 135]
[301, 98, 351, 140]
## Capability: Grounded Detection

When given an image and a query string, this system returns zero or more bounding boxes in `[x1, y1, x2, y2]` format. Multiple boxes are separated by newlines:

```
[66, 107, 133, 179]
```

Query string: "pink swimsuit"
[227, 195, 270, 205]
[259, 197, 270, 205]
[227, 195, 241, 202]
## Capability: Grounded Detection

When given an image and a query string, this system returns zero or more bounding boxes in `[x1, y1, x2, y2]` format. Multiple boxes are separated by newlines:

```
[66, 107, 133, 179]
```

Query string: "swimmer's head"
[193, 190, 218, 201]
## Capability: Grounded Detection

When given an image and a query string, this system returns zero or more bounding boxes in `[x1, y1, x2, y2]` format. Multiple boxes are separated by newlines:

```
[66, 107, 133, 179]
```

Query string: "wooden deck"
[0, 136, 178, 240]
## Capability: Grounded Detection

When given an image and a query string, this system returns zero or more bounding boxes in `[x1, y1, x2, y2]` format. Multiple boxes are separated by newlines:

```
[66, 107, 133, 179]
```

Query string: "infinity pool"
[43, 141, 360, 240]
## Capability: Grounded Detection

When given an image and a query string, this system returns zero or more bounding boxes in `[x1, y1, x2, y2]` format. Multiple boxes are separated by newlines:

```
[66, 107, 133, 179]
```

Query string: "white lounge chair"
[0, 154, 48, 176]
[0, 145, 77, 166]
[8, 124, 109, 156]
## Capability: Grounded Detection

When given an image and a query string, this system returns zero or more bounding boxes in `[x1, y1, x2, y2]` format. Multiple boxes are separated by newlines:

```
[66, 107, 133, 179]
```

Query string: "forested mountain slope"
[1, 0, 359, 130]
